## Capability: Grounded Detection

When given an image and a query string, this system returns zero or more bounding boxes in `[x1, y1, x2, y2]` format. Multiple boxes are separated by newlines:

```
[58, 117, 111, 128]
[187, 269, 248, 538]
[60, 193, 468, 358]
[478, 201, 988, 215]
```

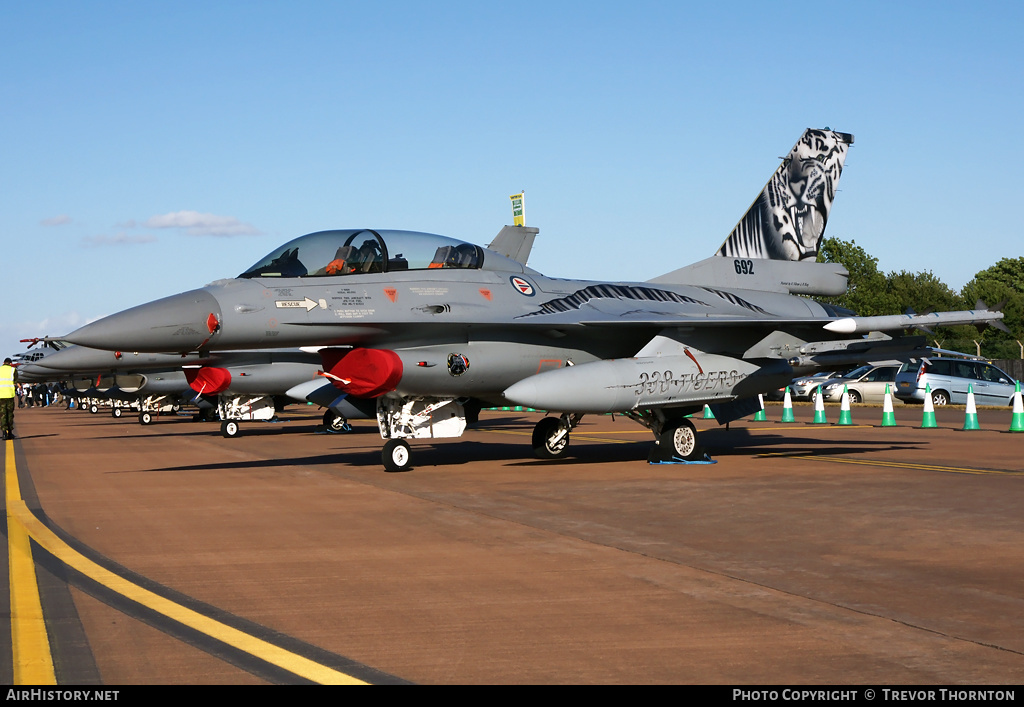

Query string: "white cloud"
[81, 233, 158, 247]
[41, 214, 71, 226]
[143, 210, 261, 237]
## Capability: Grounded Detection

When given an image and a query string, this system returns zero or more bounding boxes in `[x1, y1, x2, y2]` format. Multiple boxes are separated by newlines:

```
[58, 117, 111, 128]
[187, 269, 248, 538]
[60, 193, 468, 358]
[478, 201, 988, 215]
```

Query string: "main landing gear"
[382, 439, 412, 472]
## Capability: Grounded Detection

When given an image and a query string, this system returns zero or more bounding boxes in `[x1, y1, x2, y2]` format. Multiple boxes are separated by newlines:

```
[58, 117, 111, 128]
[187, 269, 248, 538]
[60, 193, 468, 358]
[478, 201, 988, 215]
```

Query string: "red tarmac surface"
[4, 403, 1024, 684]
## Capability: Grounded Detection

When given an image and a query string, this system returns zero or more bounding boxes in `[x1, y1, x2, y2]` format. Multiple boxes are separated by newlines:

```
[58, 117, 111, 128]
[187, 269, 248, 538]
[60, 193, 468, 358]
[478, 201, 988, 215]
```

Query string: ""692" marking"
[734, 259, 754, 275]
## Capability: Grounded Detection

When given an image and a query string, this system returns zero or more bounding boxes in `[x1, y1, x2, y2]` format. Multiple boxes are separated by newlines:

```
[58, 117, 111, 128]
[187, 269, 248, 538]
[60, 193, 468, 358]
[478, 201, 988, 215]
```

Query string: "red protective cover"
[320, 348, 403, 398]
[184, 366, 232, 395]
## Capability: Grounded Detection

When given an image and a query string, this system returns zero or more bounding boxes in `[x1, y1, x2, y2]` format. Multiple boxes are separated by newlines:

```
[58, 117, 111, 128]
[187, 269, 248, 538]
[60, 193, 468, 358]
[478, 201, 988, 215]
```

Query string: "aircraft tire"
[382, 439, 412, 472]
[221, 420, 240, 438]
[323, 410, 353, 434]
[139, 411, 153, 425]
[532, 417, 569, 459]
[112, 407, 122, 418]
[89, 404, 99, 414]
[658, 418, 702, 462]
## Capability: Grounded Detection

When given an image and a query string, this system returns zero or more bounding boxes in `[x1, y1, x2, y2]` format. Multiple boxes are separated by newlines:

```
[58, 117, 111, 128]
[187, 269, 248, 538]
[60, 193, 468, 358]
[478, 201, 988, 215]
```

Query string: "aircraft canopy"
[239, 229, 484, 279]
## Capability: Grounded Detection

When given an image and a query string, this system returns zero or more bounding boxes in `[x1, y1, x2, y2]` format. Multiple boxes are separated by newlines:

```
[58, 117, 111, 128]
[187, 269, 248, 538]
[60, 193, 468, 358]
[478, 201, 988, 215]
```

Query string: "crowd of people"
[15, 382, 65, 408]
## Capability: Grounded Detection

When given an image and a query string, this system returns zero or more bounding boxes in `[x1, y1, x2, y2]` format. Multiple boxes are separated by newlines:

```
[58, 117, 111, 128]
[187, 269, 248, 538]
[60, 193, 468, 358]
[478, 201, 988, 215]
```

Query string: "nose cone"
[13, 363, 50, 382]
[66, 289, 222, 353]
[28, 345, 120, 372]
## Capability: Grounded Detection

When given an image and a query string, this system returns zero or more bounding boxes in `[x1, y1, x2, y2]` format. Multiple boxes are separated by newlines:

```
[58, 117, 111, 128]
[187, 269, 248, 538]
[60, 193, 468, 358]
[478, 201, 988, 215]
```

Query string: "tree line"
[815, 238, 1023, 360]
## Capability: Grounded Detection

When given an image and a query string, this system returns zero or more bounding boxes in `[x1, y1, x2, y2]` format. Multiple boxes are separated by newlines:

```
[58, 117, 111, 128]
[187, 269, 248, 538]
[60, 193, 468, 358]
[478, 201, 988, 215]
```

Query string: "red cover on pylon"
[320, 348, 403, 398]
[184, 366, 232, 395]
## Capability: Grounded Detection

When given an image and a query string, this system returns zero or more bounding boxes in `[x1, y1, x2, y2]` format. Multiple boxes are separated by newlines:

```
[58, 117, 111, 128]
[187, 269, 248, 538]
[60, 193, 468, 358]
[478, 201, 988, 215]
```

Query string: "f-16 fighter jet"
[65, 129, 1004, 470]
[21, 344, 372, 435]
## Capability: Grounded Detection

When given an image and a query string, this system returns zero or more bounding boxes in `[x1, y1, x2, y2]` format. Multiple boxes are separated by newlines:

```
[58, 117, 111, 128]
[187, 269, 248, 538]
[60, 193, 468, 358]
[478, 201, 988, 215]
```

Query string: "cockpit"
[239, 229, 484, 279]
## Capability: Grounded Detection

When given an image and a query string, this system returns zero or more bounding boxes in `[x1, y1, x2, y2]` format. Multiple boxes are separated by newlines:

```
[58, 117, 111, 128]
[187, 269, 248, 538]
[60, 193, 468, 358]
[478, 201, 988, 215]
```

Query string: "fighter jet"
[27, 344, 372, 435]
[65, 129, 1005, 471]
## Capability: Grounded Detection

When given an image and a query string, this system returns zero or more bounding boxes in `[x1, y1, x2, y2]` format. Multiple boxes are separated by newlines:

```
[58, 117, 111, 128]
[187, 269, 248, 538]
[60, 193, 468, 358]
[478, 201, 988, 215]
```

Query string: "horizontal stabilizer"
[785, 334, 930, 368]
[648, 256, 849, 295]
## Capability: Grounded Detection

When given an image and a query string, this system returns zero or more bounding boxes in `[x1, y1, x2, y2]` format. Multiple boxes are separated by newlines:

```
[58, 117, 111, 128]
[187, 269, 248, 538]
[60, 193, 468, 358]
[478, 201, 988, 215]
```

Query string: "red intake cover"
[184, 366, 232, 395]
[320, 348, 403, 398]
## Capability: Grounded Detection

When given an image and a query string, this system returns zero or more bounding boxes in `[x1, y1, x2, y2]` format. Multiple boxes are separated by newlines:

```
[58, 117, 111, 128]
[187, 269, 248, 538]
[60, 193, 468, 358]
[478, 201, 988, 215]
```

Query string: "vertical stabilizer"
[716, 129, 853, 262]
[488, 225, 539, 265]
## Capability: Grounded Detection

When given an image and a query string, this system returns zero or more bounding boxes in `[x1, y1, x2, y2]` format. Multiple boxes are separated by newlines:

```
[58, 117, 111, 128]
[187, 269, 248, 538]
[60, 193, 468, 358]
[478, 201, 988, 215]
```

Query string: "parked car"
[791, 371, 847, 400]
[894, 358, 1018, 407]
[820, 364, 901, 404]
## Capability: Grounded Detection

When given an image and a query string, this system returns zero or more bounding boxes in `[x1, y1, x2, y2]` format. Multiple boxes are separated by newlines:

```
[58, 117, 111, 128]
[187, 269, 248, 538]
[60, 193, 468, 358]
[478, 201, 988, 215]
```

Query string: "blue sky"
[2, 1, 1022, 359]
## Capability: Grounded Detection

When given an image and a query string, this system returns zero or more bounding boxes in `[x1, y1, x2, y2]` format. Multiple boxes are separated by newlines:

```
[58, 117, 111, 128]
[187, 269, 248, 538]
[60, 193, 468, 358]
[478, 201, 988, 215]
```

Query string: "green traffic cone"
[753, 393, 767, 421]
[881, 384, 897, 427]
[921, 383, 937, 428]
[1010, 381, 1024, 433]
[812, 386, 827, 424]
[703, 404, 715, 420]
[962, 384, 980, 431]
[781, 387, 796, 422]
[837, 385, 853, 425]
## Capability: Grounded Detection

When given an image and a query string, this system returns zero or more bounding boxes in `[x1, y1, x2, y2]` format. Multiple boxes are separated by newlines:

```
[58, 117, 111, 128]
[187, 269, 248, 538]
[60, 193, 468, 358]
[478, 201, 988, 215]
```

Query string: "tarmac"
[3, 402, 1023, 684]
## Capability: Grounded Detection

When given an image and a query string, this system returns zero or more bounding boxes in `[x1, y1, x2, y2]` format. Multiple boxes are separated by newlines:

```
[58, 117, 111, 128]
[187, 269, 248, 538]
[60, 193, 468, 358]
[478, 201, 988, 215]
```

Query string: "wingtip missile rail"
[823, 308, 1007, 335]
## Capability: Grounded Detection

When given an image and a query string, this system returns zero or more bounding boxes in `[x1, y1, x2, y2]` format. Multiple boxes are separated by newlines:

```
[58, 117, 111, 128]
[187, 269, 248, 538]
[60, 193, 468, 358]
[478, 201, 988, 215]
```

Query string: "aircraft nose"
[29, 345, 114, 372]
[65, 289, 223, 353]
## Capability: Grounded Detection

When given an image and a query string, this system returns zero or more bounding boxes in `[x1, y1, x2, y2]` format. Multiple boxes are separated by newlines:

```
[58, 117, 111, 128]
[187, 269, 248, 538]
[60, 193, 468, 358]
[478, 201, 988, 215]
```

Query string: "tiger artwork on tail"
[716, 129, 853, 262]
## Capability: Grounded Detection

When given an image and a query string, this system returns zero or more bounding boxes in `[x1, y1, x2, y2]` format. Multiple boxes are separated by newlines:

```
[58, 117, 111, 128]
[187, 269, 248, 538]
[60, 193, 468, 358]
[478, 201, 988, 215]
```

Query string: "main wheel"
[532, 417, 569, 459]
[323, 409, 352, 434]
[656, 419, 703, 461]
[89, 404, 99, 414]
[382, 439, 412, 472]
[931, 390, 950, 406]
[849, 390, 862, 404]
[221, 420, 240, 438]
[139, 411, 153, 425]
[112, 407, 122, 418]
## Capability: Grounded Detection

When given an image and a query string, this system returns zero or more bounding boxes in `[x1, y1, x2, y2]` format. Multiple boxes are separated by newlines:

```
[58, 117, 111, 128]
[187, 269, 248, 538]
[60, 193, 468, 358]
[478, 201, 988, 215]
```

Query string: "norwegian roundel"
[510, 276, 535, 296]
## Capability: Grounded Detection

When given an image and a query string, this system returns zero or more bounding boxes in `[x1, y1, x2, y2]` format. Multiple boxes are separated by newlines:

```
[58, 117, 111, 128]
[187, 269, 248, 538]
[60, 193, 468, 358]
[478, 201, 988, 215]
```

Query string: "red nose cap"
[184, 366, 232, 395]
[320, 348, 403, 397]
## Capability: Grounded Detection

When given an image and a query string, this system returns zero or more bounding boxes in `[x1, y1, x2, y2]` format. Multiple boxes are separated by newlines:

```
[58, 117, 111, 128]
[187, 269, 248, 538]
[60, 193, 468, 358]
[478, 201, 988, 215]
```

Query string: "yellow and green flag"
[509, 192, 525, 226]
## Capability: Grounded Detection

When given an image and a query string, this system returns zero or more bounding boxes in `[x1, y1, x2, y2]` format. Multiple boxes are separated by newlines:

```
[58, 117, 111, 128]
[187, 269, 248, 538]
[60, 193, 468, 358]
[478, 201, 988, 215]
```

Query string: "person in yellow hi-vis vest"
[0, 357, 17, 439]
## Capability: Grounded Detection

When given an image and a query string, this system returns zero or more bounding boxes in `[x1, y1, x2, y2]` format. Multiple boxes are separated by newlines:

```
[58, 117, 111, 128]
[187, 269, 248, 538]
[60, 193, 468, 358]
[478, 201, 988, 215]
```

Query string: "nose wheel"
[221, 420, 241, 438]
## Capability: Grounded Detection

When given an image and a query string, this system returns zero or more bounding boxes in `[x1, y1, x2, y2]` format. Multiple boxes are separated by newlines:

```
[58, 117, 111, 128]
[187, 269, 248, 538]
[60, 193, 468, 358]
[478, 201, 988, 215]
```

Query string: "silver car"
[895, 358, 1017, 407]
[820, 364, 901, 404]
[791, 371, 846, 400]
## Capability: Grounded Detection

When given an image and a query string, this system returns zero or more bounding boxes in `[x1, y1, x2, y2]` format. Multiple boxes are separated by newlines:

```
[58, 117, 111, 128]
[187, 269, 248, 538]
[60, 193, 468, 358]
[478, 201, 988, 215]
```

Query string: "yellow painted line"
[759, 449, 1018, 476]
[7, 440, 57, 685]
[5, 442, 366, 685]
[795, 454, 1021, 476]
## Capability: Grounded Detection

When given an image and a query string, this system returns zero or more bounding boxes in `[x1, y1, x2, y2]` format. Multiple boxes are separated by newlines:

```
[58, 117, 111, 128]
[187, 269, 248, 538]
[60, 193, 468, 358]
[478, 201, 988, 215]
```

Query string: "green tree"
[960, 257, 1024, 360]
[815, 237, 895, 315]
[885, 270, 961, 315]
